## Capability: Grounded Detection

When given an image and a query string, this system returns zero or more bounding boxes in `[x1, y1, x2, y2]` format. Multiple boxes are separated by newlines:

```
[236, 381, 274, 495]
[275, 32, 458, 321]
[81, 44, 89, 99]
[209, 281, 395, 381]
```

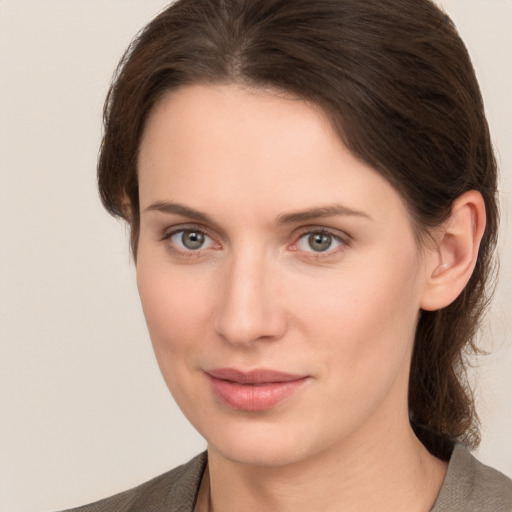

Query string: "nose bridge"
[214, 245, 286, 346]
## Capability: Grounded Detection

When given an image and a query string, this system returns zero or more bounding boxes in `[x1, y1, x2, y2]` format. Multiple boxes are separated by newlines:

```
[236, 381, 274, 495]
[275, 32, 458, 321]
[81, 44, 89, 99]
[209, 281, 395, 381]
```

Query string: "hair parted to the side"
[98, 0, 499, 459]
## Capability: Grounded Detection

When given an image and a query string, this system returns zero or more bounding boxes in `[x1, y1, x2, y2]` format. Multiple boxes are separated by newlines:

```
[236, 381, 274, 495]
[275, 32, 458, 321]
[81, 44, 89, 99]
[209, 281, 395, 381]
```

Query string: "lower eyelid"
[295, 231, 347, 250]
[162, 228, 222, 256]
[160, 227, 348, 257]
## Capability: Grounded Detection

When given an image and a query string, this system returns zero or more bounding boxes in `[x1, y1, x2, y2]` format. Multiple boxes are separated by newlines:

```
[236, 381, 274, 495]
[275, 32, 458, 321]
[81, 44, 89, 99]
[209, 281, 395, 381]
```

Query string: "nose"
[213, 250, 288, 347]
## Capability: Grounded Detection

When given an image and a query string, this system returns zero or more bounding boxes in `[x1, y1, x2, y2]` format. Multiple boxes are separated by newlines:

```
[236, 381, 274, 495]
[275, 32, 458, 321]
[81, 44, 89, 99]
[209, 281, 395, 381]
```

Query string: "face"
[137, 84, 432, 467]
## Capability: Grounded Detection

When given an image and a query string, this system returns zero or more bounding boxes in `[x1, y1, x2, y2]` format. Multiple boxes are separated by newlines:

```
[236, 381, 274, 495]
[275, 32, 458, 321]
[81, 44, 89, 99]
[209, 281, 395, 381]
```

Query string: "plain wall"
[0, 1, 510, 511]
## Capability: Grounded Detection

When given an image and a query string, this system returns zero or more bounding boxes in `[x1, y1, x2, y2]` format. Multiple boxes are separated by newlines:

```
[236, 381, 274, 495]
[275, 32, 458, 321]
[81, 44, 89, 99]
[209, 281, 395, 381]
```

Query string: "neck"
[205, 415, 448, 512]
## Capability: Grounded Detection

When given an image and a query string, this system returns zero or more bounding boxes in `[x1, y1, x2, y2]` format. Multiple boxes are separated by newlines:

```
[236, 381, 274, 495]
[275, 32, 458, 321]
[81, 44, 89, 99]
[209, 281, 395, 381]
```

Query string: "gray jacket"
[61, 443, 512, 512]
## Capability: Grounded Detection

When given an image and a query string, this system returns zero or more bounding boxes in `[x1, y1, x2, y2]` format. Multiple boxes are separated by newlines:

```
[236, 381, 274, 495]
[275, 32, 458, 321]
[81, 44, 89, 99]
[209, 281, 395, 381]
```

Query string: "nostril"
[213, 300, 288, 347]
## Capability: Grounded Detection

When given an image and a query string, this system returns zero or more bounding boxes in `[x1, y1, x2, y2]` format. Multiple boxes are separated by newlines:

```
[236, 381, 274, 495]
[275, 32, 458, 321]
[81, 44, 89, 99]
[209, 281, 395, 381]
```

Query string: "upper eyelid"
[294, 225, 348, 238]
[161, 223, 212, 240]
[161, 224, 348, 241]
[293, 226, 351, 245]
[162, 226, 219, 257]
[292, 228, 349, 253]
[160, 224, 349, 257]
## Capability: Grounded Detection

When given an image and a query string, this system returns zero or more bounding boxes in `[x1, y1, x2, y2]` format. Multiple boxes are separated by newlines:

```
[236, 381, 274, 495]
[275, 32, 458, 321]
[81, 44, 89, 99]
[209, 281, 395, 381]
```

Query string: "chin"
[213, 439, 308, 468]
[203, 417, 326, 468]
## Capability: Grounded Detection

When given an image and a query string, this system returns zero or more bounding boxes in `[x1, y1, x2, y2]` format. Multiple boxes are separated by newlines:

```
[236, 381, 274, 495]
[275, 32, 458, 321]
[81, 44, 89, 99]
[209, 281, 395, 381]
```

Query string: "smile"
[205, 368, 310, 411]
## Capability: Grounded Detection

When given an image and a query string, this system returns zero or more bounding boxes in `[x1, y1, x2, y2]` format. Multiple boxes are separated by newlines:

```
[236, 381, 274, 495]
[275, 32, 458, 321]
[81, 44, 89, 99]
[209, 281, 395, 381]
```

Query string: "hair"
[97, 0, 499, 459]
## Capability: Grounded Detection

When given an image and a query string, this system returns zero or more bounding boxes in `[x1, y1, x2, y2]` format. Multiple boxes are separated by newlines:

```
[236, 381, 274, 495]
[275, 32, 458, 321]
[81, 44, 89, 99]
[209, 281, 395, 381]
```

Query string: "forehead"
[137, 83, 411, 230]
[140, 83, 334, 173]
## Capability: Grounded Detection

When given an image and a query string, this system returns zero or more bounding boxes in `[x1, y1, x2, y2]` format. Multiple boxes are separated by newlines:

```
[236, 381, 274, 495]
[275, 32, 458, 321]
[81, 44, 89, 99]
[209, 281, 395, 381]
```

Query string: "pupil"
[182, 231, 204, 250]
[309, 232, 332, 252]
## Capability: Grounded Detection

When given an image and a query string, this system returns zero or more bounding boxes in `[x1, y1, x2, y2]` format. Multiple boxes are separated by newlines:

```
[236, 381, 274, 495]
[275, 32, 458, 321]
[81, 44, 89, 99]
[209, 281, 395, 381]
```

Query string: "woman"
[64, 0, 511, 510]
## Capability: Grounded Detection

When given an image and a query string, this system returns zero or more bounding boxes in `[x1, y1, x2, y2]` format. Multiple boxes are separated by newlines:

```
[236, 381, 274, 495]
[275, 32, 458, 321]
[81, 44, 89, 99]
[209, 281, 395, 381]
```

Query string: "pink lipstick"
[206, 368, 309, 411]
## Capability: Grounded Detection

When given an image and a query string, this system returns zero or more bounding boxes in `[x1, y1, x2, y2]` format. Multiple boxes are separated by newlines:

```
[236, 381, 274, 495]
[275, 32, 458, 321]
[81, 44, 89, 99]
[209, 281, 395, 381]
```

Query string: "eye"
[166, 228, 217, 252]
[295, 229, 345, 254]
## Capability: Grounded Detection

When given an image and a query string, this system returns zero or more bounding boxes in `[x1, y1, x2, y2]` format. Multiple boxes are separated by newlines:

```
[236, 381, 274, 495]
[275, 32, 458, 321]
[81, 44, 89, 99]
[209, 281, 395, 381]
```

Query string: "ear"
[420, 190, 486, 311]
[120, 193, 134, 222]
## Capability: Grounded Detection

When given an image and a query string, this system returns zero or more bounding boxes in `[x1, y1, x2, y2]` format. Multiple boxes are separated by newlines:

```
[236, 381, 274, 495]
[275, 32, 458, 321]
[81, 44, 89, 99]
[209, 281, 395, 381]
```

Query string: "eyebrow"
[145, 201, 213, 223]
[275, 204, 371, 224]
[144, 201, 371, 225]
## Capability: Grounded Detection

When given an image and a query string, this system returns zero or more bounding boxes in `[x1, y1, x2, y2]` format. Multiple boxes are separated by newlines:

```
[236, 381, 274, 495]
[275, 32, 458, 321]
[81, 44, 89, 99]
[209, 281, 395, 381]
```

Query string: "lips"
[205, 368, 309, 411]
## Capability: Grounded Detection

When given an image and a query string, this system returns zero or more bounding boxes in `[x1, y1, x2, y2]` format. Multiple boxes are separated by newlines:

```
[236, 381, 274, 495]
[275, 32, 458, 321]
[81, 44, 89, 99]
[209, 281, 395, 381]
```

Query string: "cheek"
[136, 255, 220, 414]
[136, 256, 215, 358]
[289, 250, 422, 383]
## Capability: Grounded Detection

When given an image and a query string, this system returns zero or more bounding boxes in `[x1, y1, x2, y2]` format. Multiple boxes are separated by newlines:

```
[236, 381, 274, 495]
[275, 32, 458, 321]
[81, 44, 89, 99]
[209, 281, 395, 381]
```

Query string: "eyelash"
[292, 228, 349, 260]
[160, 225, 350, 260]
[160, 225, 219, 260]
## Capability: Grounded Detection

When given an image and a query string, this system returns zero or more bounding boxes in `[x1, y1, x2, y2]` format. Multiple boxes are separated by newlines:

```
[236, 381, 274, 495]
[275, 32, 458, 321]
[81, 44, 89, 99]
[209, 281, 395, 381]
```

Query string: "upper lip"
[206, 368, 307, 384]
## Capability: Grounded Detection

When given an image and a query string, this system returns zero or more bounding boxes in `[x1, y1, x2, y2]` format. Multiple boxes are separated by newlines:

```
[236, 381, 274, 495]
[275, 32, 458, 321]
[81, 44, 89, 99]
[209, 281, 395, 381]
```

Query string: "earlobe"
[420, 191, 486, 311]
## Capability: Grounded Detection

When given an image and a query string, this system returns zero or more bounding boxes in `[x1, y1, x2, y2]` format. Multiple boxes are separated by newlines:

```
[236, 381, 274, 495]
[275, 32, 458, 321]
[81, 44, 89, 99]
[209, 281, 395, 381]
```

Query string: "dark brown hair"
[98, 0, 499, 459]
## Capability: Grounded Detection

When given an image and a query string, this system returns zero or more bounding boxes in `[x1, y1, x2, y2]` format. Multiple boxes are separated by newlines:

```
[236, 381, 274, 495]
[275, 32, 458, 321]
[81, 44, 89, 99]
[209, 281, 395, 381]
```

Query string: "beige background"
[0, 1, 510, 511]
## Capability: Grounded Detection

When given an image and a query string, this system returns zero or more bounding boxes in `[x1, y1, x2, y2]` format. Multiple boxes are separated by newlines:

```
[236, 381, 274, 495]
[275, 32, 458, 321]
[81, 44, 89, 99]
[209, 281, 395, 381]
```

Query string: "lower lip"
[207, 375, 309, 411]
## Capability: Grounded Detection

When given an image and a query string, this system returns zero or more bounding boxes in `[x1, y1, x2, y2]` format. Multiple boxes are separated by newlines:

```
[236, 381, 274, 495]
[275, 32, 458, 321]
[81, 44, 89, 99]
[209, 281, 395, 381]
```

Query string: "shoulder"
[57, 452, 207, 512]
[432, 443, 512, 512]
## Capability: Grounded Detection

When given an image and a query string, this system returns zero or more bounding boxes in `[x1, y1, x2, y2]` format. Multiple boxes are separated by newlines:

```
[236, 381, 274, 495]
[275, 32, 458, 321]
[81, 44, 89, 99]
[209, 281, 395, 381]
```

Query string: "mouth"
[205, 368, 310, 411]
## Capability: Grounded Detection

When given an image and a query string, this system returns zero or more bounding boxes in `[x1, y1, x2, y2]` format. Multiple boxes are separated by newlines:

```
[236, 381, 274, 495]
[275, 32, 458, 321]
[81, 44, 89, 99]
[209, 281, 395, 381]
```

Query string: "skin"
[135, 83, 485, 511]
